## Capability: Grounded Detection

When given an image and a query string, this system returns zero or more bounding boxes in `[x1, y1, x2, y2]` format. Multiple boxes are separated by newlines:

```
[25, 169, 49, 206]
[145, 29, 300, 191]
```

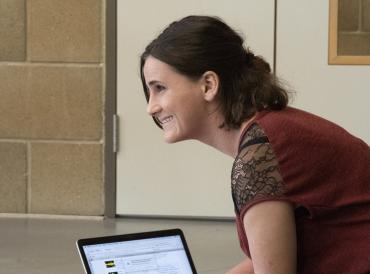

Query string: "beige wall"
[0, 0, 105, 215]
[277, 0, 370, 145]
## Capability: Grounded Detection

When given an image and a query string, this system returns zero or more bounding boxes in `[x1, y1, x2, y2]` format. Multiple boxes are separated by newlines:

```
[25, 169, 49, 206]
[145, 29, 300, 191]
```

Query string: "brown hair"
[140, 15, 289, 129]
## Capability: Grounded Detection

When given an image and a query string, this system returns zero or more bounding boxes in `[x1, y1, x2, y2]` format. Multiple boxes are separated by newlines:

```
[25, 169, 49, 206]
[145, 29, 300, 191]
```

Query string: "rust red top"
[232, 107, 370, 274]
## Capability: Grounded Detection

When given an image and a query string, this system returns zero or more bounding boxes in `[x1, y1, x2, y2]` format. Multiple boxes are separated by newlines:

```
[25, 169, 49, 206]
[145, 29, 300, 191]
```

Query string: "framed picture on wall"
[329, 0, 370, 65]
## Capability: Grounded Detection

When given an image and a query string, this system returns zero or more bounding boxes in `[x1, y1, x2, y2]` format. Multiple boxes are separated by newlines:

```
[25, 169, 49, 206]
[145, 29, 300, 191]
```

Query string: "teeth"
[161, 116, 173, 124]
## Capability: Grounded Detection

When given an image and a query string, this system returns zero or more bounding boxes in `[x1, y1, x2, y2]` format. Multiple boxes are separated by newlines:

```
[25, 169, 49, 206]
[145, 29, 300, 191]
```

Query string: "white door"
[117, 0, 275, 217]
[276, 0, 370, 143]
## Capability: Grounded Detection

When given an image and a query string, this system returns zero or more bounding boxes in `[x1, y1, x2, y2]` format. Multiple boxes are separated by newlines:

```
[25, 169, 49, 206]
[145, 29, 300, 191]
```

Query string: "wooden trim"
[328, 0, 338, 64]
[328, 0, 370, 65]
[329, 55, 370, 65]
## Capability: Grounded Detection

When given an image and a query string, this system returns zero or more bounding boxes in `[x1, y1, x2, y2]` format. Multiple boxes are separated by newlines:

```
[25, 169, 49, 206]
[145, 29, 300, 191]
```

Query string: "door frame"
[104, 0, 117, 218]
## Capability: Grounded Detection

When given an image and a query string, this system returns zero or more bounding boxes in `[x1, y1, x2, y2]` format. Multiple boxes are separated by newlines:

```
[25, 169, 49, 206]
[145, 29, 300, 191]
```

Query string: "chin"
[163, 132, 188, 144]
[164, 136, 183, 144]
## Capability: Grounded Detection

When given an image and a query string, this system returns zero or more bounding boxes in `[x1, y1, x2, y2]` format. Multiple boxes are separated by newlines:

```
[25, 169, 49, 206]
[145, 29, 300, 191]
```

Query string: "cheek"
[181, 104, 206, 128]
[169, 85, 205, 122]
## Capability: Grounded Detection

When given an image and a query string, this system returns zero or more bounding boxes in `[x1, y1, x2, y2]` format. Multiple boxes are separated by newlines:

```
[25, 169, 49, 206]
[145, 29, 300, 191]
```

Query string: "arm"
[232, 127, 297, 274]
[243, 201, 297, 274]
[226, 258, 254, 274]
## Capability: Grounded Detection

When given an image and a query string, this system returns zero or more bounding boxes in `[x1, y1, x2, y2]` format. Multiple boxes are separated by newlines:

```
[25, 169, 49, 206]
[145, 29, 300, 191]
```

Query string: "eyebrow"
[147, 80, 163, 87]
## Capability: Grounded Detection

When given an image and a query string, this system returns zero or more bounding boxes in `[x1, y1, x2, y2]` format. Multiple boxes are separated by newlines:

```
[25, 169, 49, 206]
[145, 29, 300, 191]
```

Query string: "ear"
[201, 71, 219, 102]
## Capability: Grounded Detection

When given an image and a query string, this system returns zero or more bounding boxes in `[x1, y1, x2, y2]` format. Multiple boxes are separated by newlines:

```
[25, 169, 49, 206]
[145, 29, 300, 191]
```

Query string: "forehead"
[143, 56, 182, 83]
[144, 56, 172, 76]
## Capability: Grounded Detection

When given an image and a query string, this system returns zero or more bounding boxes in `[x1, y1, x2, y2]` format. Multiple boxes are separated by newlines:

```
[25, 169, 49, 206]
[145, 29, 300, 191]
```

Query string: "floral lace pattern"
[231, 124, 284, 214]
[239, 123, 267, 148]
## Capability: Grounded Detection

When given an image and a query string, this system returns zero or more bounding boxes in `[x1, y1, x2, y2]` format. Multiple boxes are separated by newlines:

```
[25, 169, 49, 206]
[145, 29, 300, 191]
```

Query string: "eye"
[154, 84, 166, 92]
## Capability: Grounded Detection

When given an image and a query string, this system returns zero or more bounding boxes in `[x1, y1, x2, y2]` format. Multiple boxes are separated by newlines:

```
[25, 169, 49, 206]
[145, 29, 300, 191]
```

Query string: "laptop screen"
[77, 229, 196, 274]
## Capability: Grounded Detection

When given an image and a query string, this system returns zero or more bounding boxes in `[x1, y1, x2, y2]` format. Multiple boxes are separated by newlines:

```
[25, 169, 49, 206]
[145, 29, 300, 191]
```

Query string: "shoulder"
[232, 123, 285, 214]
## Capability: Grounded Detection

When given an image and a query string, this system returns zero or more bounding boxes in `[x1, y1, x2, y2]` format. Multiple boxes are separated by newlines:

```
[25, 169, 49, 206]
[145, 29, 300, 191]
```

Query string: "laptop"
[76, 228, 197, 274]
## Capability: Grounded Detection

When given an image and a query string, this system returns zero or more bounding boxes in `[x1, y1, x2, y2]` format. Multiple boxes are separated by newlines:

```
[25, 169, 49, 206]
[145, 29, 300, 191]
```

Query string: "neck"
[195, 116, 254, 158]
[199, 128, 241, 157]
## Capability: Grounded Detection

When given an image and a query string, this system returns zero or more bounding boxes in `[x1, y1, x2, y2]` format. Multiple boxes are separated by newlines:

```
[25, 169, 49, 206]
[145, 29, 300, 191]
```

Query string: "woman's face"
[143, 56, 210, 143]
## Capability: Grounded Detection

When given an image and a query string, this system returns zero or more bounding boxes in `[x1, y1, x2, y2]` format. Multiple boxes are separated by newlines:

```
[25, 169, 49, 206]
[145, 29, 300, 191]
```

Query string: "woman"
[139, 15, 370, 274]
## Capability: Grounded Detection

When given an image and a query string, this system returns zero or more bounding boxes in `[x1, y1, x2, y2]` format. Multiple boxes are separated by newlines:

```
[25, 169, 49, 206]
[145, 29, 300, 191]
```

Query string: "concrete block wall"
[0, 0, 105, 215]
[338, 0, 370, 55]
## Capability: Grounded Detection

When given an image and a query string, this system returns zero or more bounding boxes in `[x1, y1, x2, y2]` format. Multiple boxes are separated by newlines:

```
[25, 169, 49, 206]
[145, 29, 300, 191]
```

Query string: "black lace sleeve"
[231, 124, 285, 214]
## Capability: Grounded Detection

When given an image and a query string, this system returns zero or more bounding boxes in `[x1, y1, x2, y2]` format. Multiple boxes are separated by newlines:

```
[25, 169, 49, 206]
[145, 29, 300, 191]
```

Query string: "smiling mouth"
[159, 115, 173, 125]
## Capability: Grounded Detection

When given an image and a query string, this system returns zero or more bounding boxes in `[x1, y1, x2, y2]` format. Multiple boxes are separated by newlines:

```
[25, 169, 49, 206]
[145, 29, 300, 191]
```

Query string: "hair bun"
[252, 55, 271, 73]
[243, 50, 254, 65]
[243, 50, 270, 73]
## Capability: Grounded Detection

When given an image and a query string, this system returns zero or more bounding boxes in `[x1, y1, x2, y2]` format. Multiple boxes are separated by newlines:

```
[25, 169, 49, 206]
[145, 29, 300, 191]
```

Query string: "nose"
[146, 92, 161, 116]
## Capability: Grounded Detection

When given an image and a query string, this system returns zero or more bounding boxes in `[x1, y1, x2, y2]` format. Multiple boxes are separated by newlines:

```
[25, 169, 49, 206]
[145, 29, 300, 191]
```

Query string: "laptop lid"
[76, 228, 197, 274]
